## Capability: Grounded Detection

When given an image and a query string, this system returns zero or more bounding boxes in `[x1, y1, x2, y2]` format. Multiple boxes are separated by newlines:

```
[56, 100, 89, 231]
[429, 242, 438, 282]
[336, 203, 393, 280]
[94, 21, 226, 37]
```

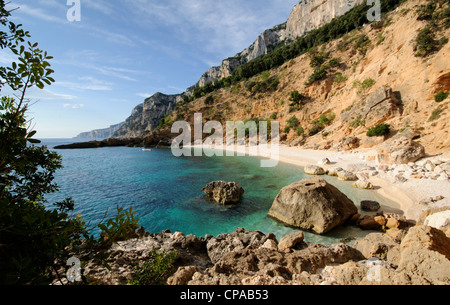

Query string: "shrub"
[286, 116, 300, 129]
[306, 65, 327, 85]
[128, 250, 178, 285]
[309, 124, 323, 136]
[334, 73, 348, 83]
[205, 95, 214, 105]
[319, 113, 336, 126]
[353, 78, 376, 94]
[415, 25, 438, 57]
[289, 90, 305, 104]
[428, 106, 444, 121]
[350, 116, 366, 128]
[296, 126, 305, 136]
[328, 58, 339, 67]
[97, 206, 141, 247]
[367, 123, 391, 137]
[353, 34, 371, 54]
[310, 52, 328, 68]
[246, 81, 257, 91]
[416, 1, 436, 21]
[435, 91, 449, 102]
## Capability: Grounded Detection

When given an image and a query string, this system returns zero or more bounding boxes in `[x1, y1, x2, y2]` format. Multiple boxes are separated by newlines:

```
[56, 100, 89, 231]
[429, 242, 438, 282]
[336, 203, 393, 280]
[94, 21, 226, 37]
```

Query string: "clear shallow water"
[41, 139, 399, 245]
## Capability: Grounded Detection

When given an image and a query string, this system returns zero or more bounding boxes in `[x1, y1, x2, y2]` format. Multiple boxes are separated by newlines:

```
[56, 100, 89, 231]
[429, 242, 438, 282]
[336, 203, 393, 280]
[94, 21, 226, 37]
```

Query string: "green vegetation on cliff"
[186, 0, 407, 102]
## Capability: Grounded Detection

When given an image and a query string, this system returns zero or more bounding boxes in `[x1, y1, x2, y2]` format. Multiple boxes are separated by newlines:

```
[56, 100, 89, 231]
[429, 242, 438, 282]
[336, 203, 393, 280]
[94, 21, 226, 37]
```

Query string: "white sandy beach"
[187, 143, 450, 223]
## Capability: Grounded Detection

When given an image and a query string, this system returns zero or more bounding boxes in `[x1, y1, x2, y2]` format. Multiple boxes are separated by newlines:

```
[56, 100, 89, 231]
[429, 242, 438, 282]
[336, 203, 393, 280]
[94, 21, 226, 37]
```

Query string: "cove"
[43, 139, 399, 245]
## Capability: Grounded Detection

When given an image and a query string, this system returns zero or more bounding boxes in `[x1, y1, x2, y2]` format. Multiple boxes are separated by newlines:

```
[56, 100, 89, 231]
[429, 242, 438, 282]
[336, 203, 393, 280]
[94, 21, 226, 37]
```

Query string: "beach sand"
[191, 143, 450, 223]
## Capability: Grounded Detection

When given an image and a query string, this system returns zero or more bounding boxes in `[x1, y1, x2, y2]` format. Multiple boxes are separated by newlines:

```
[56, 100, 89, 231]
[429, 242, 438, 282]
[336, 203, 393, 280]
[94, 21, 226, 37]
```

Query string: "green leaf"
[27, 130, 37, 138]
[27, 138, 41, 144]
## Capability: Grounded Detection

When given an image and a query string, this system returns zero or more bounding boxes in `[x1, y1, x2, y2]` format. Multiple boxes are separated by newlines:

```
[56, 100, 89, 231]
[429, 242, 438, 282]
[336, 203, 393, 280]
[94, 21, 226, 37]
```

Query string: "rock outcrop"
[76, 122, 124, 139]
[105, 0, 374, 140]
[201, 181, 245, 205]
[341, 87, 403, 128]
[54, 137, 143, 149]
[267, 176, 358, 234]
[377, 130, 426, 165]
[75, 223, 450, 285]
[304, 165, 326, 175]
[113, 93, 181, 138]
[193, 26, 286, 89]
[285, 0, 365, 41]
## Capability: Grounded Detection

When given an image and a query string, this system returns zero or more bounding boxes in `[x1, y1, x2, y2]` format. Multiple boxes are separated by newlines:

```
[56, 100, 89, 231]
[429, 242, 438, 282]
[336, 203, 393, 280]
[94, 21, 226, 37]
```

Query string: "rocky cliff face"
[112, 0, 370, 137]
[194, 24, 287, 89]
[193, 0, 365, 89]
[113, 93, 181, 138]
[76, 122, 124, 139]
[285, 0, 365, 40]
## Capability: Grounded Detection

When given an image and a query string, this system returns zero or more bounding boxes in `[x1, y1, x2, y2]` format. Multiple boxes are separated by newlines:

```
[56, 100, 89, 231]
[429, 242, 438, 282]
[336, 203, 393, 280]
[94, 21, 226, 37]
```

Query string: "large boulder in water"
[268, 177, 358, 234]
[202, 181, 245, 205]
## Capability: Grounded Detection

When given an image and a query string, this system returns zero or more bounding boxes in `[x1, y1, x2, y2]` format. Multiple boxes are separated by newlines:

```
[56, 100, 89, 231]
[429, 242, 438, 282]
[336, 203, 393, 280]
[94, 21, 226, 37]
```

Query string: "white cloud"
[10, 3, 66, 24]
[136, 92, 154, 98]
[83, 0, 115, 16]
[63, 103, 84, 109]
[126, 0, 297, 59]
[1, 86, 76, 101]
[56, 76, 113, 91]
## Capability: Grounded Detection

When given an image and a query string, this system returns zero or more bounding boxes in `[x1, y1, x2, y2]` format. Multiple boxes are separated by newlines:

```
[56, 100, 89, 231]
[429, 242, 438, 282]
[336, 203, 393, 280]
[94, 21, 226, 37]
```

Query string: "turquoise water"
[42, 139, 399, 245]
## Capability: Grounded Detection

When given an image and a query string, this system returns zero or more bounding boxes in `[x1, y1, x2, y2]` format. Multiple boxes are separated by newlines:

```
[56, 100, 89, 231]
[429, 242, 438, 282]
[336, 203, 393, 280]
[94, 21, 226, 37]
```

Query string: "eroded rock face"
[285, 0, 365, 41]
[202, 181, 245, 205]
[341, 87, 403, 128]
[376, 130, 426, 165]
[268, 177, 358, 234]
[114, 93, 180, 138]
[388, 137, 426, 165]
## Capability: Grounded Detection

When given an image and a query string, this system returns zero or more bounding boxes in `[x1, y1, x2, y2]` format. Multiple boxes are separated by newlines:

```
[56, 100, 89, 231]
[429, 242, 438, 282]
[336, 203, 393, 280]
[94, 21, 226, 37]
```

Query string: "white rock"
[352, 180, 375, 190]
[318, 158, 331, 165]
[304, 165, 326, 175]
[434, 165, 444, 174]
[356, 172, 369, 181]
[424, 160, 435, 172]
[327, 167, 343, 176]
[437, 173, 449, 181]
[424, 210, 450, 231]
[261, 239, 278, 250]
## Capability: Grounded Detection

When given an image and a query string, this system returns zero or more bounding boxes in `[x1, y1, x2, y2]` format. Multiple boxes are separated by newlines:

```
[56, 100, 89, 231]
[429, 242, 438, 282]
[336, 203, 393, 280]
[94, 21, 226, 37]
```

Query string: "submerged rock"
[360, 200, 381, 212]
[268, 176, 358, 234]
[201, 181, 245, 205]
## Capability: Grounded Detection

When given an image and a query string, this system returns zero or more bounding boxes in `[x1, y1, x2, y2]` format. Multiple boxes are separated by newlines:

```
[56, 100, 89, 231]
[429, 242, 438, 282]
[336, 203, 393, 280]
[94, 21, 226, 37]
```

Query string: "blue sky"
[1, 0, 299, 138]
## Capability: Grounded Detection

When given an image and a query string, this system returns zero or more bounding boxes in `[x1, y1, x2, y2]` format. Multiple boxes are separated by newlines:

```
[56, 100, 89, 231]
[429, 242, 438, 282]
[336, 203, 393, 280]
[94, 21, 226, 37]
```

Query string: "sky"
[1, 0, 299, 138]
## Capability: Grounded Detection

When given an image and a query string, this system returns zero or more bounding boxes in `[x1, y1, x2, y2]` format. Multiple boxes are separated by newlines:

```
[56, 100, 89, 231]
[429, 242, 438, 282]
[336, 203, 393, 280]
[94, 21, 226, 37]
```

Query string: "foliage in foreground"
[128, 250, 178, 285]
[0, 1, 145, 285]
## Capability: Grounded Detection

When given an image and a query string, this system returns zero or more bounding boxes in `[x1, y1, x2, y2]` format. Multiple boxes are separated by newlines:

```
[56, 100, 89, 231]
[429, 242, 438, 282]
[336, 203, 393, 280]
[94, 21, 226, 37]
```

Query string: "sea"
[39, 138, 400, 245]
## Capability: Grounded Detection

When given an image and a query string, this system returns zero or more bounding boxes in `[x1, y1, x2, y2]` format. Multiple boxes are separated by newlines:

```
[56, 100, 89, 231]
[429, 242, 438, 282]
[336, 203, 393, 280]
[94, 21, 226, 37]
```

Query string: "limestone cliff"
[193, 24, 287, 89]
[193, 0, 365, 89]
[110, 0, 371, 138]
[113, 93, 181, 138]
[155, 0, 450, 156]
[76, 122, 124, 139]
[285, 0, 365, 40]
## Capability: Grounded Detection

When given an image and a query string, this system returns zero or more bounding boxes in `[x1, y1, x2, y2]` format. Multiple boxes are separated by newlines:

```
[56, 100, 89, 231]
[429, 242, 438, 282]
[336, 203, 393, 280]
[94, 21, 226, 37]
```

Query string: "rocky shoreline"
[52, 135, 450, 285]
[80, 223, 450, 285]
